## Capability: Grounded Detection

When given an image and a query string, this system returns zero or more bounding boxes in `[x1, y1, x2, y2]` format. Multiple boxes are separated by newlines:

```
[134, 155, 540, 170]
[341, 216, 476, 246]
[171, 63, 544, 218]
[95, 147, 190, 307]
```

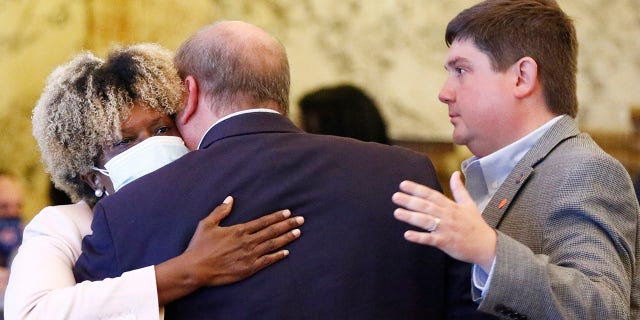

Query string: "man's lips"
[448, 112, 462, 126]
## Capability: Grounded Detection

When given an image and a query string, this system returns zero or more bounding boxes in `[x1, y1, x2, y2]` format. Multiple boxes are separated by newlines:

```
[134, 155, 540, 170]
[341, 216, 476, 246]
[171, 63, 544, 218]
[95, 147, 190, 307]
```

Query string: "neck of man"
[471, 100, 559, 158]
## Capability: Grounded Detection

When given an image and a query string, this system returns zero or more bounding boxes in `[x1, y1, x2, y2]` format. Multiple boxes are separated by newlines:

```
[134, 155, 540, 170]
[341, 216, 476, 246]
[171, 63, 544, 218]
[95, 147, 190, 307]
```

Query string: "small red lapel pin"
[498, 198, 508, 209]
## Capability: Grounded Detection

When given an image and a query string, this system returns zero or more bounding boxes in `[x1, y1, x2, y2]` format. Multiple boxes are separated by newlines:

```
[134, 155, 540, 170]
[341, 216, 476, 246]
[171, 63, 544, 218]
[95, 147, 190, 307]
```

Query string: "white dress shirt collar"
[461, 115, 563, 212]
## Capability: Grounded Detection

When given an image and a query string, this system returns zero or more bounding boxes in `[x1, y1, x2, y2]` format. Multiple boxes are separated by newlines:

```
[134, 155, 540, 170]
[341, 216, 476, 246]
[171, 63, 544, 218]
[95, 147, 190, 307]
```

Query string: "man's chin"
[451, 131, 466, 146]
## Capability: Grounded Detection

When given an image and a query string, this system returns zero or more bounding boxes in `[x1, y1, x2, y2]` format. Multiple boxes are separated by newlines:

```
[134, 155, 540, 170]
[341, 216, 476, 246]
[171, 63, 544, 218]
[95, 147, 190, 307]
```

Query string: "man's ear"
[513, 56, 538, 99]
[176, 75, 200, 126]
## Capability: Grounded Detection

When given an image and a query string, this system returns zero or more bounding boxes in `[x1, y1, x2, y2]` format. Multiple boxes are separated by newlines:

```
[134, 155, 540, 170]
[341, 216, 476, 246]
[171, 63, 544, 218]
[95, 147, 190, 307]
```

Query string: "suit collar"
[196, 109, 279, 149]
[198, 111, 303, 150]
[481, 115, 580, 228]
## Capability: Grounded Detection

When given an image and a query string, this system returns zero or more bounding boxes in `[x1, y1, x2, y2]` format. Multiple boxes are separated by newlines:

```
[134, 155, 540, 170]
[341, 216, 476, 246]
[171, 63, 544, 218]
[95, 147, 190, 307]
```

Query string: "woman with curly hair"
[4, 43, 303, 319]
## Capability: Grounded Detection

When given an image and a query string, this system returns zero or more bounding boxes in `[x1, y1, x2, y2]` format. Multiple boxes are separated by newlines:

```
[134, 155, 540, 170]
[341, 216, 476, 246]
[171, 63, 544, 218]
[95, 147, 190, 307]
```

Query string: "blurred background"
[1, 0, 640, 221]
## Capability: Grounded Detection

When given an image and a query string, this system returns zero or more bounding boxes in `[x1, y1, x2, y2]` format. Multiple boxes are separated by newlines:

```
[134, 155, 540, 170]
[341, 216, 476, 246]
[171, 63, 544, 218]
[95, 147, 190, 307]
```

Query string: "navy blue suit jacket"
[74, 112, 487, 319]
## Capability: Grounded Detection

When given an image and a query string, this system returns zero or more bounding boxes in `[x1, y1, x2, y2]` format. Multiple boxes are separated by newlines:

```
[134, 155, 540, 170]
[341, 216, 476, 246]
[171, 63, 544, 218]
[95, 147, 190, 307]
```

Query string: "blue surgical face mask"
[91, 136, 189, 192]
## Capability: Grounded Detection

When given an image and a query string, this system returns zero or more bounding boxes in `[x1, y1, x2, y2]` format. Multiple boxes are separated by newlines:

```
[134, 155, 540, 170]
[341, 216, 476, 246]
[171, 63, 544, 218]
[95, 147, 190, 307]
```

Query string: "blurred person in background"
[0, 171, 24, 319]
[299, 84, 390, 144]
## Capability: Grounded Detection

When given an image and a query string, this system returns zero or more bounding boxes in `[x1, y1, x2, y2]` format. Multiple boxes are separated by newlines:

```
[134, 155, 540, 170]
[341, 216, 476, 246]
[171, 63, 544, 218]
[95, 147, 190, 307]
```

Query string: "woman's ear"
[80, 171, 101, 192]
[513, 56, 538, 99]
[176, 75, 199, 126]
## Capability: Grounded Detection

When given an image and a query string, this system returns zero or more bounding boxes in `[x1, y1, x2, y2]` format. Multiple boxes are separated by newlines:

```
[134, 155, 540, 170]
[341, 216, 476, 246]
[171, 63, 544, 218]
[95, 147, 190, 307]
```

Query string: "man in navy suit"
[74, 21, 489, 319]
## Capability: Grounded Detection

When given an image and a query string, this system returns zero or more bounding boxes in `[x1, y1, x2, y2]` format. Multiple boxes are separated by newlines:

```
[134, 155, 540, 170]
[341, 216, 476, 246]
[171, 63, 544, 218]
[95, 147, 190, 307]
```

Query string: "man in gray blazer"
[393, 0, 640, 319]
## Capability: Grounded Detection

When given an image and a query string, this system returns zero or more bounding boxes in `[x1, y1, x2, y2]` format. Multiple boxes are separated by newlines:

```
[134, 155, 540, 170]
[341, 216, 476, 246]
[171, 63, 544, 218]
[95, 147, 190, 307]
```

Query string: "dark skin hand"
[155, 196, 304, 305]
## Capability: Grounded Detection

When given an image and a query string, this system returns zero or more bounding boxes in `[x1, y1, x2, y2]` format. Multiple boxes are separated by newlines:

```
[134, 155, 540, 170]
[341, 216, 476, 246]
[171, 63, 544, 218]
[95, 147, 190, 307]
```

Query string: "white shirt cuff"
[472, 256, 496, 298]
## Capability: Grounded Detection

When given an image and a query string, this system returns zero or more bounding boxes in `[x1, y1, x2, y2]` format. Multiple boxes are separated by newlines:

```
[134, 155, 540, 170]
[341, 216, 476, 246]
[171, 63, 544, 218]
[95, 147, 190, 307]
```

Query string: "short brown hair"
[445, 0, 578, 117]
[174, 21, 290, 114]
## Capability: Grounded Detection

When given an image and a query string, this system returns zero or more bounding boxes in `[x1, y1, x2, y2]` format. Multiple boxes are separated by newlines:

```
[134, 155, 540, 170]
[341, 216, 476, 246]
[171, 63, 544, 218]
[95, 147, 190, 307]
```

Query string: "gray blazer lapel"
[483, 166, 534, 228]
[482, 115, 581, 228]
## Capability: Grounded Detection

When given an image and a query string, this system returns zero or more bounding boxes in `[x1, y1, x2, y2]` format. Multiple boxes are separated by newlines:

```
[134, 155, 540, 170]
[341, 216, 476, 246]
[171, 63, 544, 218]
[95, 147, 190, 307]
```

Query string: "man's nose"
[438, 86, 453, 104]
[438, 81, 454, 104]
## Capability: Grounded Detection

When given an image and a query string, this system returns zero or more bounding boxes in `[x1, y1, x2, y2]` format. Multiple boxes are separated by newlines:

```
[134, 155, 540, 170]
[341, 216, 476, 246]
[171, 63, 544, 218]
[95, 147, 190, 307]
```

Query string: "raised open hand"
[392, 171, 496, 270]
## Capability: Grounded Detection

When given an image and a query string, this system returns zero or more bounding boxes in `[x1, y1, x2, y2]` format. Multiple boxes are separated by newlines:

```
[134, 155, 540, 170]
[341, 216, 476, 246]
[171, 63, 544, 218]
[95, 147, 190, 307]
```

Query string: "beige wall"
[2, 0, 640, 220]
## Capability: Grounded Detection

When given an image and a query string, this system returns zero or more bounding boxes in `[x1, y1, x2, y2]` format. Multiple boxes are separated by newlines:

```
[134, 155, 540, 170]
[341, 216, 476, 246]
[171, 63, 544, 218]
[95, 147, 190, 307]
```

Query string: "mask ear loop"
[90, 166, 110, 176]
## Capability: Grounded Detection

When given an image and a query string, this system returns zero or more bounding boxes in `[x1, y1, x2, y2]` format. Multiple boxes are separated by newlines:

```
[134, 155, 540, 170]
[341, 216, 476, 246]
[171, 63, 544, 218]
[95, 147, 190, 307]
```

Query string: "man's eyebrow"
[445, 57, 468, 69]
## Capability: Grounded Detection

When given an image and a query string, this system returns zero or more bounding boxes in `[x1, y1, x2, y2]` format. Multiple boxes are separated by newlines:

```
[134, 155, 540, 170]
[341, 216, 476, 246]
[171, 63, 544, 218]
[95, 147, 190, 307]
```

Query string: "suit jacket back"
[75, 112, 482, 319]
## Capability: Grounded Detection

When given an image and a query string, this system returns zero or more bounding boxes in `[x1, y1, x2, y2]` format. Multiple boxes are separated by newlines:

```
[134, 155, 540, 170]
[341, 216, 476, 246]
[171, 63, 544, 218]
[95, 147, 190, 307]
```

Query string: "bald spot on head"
[202, 21, 284, 67]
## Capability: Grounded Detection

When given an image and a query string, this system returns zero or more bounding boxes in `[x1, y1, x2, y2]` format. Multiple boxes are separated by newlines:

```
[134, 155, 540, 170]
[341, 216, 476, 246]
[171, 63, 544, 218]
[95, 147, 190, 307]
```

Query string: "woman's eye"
[455, 68, 466, 75]
[114, 137, 132, 147]
[155, 126, 169, 135]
